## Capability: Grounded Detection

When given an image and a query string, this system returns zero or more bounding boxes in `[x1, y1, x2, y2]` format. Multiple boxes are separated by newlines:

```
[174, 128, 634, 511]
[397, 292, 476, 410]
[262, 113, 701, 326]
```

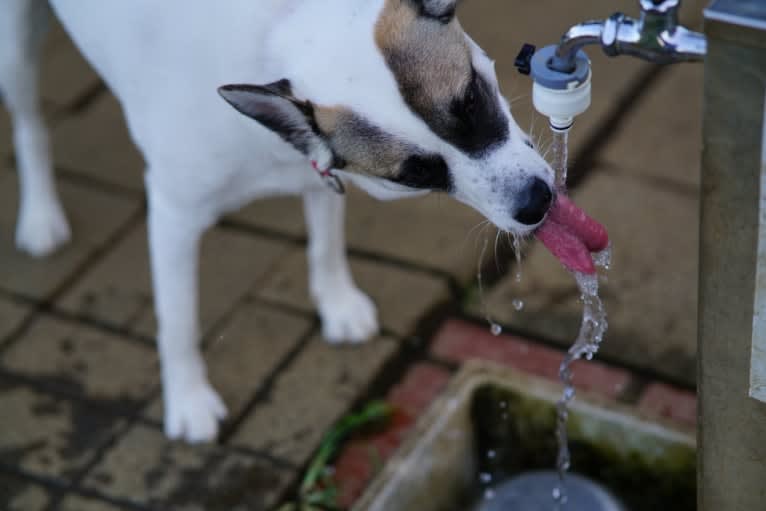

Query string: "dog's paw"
[163, 379, 228, 443]
[15, 199, 71, 257]
[318, 286, 379, 344]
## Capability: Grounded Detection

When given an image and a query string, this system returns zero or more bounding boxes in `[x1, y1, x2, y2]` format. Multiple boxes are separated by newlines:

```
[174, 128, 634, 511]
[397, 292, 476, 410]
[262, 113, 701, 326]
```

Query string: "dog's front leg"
[303, 189, 379, 343]
[147, 187, 226, 443]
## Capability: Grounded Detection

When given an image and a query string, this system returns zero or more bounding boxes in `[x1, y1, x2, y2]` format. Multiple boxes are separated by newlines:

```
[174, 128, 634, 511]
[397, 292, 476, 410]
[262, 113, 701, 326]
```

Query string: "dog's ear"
[218, 80, 334, 169]
[411, 0, 461, 23]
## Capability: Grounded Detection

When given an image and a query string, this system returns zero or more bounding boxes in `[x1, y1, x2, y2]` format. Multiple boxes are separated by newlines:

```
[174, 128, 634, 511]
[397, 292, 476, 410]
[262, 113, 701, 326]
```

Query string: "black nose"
[513, 177, 553, 226]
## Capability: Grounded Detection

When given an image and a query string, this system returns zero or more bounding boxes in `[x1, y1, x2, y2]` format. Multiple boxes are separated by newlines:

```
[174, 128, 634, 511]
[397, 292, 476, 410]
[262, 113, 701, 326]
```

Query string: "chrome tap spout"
[550, 0, 706, 73]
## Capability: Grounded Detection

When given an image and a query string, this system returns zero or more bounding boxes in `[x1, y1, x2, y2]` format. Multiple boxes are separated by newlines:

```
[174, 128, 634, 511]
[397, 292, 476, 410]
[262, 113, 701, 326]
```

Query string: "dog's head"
[219, 0, 554, 235]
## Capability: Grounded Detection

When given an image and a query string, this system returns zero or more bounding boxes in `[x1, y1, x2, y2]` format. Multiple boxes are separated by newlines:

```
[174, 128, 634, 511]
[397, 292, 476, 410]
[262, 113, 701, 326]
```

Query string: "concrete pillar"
[699, 2, 766, 509]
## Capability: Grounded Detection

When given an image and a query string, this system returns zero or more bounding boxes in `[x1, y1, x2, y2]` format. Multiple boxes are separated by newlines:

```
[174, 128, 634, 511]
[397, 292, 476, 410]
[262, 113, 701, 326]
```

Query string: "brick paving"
[1, 1, 703, 509]
[431, 319, 632, 400]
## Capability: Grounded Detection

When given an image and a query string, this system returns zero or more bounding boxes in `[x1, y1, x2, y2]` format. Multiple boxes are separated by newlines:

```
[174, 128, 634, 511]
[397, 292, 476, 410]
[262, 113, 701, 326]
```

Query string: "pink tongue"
[534, 194, 609, 274]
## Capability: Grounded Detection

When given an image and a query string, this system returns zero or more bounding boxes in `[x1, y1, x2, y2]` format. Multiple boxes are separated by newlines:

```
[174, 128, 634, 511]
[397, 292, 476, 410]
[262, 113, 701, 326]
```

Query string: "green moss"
[468, 384, 696, 511]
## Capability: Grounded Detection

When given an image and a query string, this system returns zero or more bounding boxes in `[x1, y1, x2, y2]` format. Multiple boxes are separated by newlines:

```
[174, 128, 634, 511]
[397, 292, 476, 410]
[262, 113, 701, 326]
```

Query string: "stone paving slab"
[41, 23, 102, 111]
[0, 297, 32, 343]
[0, 472, 53, 511]
[83, 424, 293, 511]
[51, 93, 145, 192]
[59, 495, 130, 511]
[476, 169, 698, 385]
[57, 223, 292, 340]
[2, 314, 157, 410]
[255, 248, 452, 336]
[0, 381, 123, 482]
[146, 301, 313, 423]
[231, 334, 398, 466]
[0, 172, 140, 300]
[602, 64, 703, 188]
[233, 188, 485, 283]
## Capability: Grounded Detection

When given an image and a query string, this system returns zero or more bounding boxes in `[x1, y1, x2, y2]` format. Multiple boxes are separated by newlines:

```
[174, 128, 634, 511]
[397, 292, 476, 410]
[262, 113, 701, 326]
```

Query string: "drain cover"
[475, 471, 625, 511]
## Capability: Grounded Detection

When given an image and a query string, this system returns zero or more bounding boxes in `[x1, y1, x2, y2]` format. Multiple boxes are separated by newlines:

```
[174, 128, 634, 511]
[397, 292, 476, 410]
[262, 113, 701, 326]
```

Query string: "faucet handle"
[640, 0, 681, 13]
[514, 44, 536, 75]
[639, 0, 681, 30]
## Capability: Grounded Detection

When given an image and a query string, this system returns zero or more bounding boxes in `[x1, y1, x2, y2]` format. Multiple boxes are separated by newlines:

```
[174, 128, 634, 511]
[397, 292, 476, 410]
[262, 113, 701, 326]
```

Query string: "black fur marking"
[393, 154, 451, 191]
[384, 58, 509, 157]
[412, 0, 457, 23]
[444, 68, 509, 156]
[218, 81, 322, 157]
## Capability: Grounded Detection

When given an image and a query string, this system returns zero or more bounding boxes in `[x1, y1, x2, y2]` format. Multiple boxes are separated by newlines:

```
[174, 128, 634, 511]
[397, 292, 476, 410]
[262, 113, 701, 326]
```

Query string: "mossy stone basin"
[354, 361, 695, 511]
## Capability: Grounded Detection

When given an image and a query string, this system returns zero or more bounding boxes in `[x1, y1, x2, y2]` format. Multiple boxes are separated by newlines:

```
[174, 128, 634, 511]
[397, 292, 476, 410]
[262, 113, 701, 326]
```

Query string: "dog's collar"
[311, 160, 345, 195]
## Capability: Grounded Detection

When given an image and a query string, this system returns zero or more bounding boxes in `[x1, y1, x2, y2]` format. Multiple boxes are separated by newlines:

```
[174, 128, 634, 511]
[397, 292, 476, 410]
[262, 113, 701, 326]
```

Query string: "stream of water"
[549, 125, 611, 508]
[551, 129, 569, 192]
[476, 124, 610, 509]
[553, 255, 610, 508]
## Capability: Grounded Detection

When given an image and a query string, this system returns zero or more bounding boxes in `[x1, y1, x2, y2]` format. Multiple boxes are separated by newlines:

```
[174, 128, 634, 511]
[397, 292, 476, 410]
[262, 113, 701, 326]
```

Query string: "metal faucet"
[549, 0, 707, 73]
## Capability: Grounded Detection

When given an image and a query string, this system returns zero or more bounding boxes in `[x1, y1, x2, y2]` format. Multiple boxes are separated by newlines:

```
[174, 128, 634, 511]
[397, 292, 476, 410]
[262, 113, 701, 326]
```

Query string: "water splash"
[592, 245, 612, 270]
[512, 299, 525, 312]
[553, 247, 611, 507]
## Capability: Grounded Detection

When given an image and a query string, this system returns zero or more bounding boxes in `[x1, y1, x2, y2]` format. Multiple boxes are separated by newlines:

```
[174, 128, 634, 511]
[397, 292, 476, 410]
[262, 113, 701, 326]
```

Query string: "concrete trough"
[354, 361, 695, 511]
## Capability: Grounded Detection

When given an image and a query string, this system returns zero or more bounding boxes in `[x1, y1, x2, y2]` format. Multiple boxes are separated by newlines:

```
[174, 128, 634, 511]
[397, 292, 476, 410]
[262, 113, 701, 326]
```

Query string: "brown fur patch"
[375, 0, 470, 112]
[374, 0, 509, 156]
[315, 104, 416, 178]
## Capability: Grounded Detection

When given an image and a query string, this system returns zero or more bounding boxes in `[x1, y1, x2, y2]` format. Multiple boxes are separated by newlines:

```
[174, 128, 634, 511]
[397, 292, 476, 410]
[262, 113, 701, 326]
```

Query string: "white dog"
[1, 0, 555, 442]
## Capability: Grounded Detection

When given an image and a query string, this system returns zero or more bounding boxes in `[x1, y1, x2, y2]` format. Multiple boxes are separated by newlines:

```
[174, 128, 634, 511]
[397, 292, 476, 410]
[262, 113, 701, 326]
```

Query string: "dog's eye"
[464, 84, 476, 116]
[463, 72, 478, 115]
[393, 154, 451, 191]
[452, 70, 478, 123]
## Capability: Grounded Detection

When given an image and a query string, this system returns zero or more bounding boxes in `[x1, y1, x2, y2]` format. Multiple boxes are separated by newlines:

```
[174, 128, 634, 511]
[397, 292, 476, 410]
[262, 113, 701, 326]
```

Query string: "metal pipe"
[550, 0, 706, 72]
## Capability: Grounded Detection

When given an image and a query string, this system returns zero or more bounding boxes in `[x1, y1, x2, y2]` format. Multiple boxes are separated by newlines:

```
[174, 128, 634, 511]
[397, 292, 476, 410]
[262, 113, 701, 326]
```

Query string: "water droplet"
[486, 450, 497, 459]
[552, 487, 562, 500]
[479, 472, 493, 484]
[490, 323, 503, 336]
[483, 488, 496, 500]
[512, 299, 525, 311]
